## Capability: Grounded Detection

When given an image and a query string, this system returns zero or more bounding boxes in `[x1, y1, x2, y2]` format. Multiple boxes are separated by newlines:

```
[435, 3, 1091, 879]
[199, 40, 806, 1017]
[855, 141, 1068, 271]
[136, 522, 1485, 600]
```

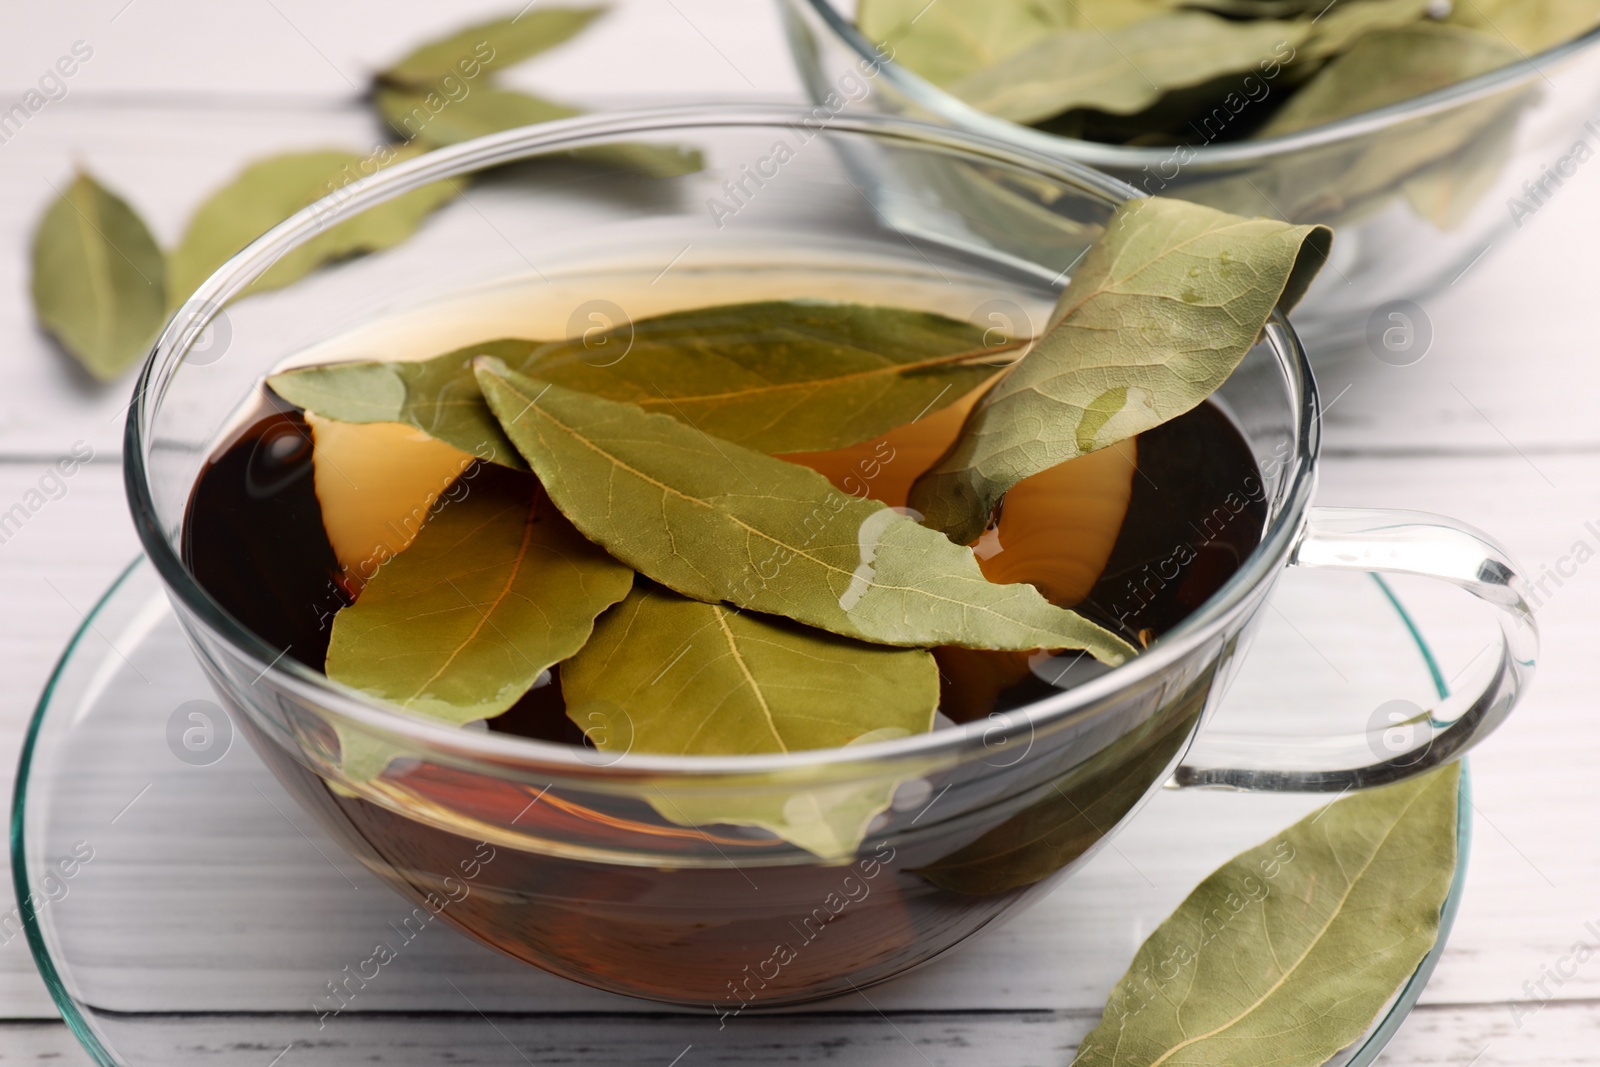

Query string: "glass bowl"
[778, 0, 1600, 348]
[124, 106, 1533, 1008]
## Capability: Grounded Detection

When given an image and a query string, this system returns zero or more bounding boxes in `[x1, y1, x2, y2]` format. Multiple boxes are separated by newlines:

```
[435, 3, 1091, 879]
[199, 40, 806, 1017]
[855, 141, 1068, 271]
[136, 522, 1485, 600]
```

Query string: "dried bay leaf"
[325, 463, 633, 779]
[378, 84, 703, 178]
[1072, 764, 1460, 1066]
[379, 7, 607, 85]
[1259, 23, 1523, 138]
[167, 146, 457, 310]
[1444, 0, 1600, 54]
[268, 302, 1004, 460]
[950, 14, 1310, 125]
[858, 0, 1165, 86]
[1402, 99, 1525, 229]
[909, 197, 1331, 545]
[1294, 0, 1437, 62]
[473, 363, 1137, 664]
[566, 586, 938, 755]
[377, 84, 578, 147]
[30, 172, 167, 381]
[563, 584, 938, 858]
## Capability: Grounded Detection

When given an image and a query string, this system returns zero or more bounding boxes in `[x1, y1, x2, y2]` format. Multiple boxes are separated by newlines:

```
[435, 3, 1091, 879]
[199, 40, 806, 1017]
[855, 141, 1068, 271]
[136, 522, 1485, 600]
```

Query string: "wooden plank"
[7, 1000, 1596, 1067]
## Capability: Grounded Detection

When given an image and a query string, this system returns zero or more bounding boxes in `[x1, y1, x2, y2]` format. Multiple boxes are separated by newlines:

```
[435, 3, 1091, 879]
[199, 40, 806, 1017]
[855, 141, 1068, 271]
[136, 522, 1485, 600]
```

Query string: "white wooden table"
[2, 2, 1598, 1063]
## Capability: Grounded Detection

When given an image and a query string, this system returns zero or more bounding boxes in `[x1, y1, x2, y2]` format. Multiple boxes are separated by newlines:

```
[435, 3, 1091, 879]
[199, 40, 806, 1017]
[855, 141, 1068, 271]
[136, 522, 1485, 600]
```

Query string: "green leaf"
[858, 0, 1164, 86]
[267, 302, 1004, 460]
[379, 6, 608, 85]
[473, 362, 1137, 663]
[1259, 23, 1523, 137]
[166, 146, 457, 311]
[1295, 0, 1438, 62]
[325, 464, 632, 778]
[1402, 99, 1524, 229]
[376, 83, 703, 177]
[1072, 764, 1460, 1067]
[377, 84, 579, 147]
[909, 197, 1331, 545]
[30, 172, 167, 381]
[1444, 0, 1600, 54]
[949, 13, 1309, 124]
[563, 584, 939, 858]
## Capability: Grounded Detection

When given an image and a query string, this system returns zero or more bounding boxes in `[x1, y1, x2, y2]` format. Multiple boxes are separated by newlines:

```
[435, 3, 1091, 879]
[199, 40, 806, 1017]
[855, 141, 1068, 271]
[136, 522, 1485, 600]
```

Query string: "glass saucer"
[13, 556, 1469, 1067]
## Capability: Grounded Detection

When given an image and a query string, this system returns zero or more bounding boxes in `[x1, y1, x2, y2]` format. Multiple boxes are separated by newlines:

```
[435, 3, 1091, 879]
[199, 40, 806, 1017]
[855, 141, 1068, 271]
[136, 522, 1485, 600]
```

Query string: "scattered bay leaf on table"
[474, 362, 1137, 664]
[269, 302, 1003, 459]
[30, 172, 167, 381]
[563, 584, 938, 858]
[377, 84, 704, 177]
[909, 197, 1331, 545]
[326, 464, 633, 780]
[377, 84, 577, 146]
[166, 145, 457, 310]
[378, 6, 607, 85]
[1260, 23, 1523, 137]
[950, 13, 1309, 125]
[1445, 0, 1600, 54]
[1072, 764, 1460, 1067]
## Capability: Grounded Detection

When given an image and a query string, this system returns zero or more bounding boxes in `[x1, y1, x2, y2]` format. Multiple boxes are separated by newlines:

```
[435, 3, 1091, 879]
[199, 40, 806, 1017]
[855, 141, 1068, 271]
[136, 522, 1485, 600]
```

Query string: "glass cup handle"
[1173, 506, 1537, 792]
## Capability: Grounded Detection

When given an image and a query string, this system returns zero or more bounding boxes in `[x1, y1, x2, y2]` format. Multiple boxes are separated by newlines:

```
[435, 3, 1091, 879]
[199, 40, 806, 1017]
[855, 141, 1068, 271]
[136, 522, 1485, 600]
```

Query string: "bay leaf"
[1295, 0, 1438, 62]
[949, 13, 1310, 125]
[325, 464, 633, 778]
[1259, 23, 1523, 138]
[379, 7, 607, 86]
[30, 172, 167, 381]
[377, 84, 703, 177]
[473, 362, 1137, 663]
[858, 0, 1165, 86]
[1444, 0, 1600, 54]
[166, 145, 457, 311]
[908, 197, 1331, 545]
[1401, 97, 1524, 229]
[563, 584, 938, 858]
[1072, 764, 1460, 1067]
[268, 301, 1004, 460]
[377, 84, 578, 148]
[1171, 0, 1327, 15]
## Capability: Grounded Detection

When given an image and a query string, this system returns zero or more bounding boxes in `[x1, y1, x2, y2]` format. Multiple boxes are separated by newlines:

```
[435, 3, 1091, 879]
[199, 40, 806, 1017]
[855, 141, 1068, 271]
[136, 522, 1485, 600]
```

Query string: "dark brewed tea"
[183, 355, 1265, 1008]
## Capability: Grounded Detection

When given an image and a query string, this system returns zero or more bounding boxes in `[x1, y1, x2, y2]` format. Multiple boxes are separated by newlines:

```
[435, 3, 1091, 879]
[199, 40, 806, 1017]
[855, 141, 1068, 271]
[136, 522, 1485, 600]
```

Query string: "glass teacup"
[126, 107, 1535, 1009]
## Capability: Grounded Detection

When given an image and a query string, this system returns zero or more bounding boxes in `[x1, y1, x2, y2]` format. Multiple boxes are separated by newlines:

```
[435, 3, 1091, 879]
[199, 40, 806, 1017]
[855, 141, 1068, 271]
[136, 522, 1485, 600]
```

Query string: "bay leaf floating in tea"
[1072, 764, 1460, 1066]
[268, 301, 1008, 461]
[473, 361, 1137, 663]
[325, 463, 632, 729]
[563, 584, 938, 757]
[910, 197, 1330, 545]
